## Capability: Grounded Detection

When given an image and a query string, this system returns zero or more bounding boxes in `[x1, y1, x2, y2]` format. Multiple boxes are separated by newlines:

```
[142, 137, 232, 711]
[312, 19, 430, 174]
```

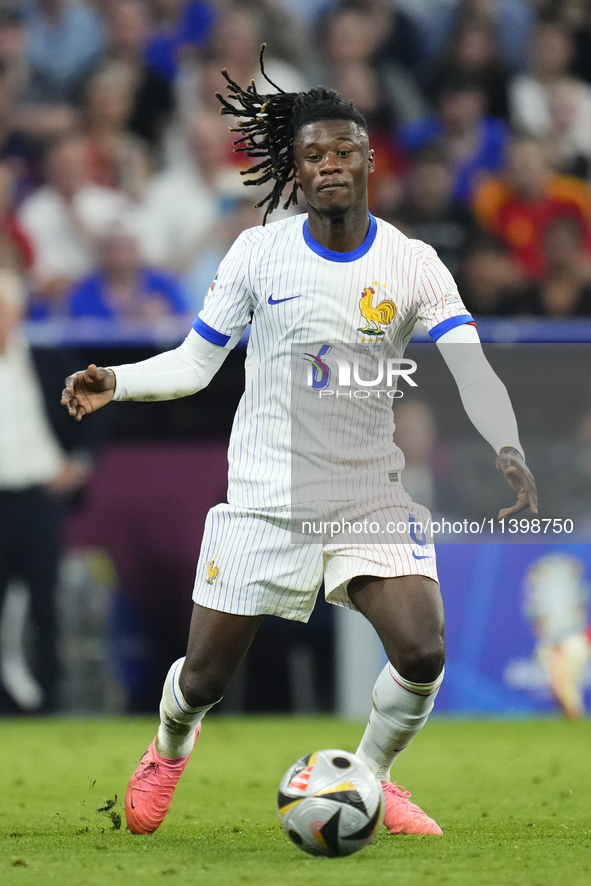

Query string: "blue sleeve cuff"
[192, 316, 231, 346]
[429, 314, 475, 342]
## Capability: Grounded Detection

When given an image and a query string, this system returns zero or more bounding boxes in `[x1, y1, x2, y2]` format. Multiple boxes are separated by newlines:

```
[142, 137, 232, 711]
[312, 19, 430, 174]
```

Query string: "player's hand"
[495, 446, 538, 519]
[61, 364, 116, 421]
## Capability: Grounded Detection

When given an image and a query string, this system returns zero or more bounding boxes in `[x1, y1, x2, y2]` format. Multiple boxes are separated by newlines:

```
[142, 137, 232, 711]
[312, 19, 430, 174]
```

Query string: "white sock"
[156, 658, 220, 758]
[355, 663, 444, 781]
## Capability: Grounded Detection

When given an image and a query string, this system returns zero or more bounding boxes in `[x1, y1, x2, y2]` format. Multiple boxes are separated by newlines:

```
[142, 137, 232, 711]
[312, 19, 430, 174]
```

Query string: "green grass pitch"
[1, 716, 590, 886]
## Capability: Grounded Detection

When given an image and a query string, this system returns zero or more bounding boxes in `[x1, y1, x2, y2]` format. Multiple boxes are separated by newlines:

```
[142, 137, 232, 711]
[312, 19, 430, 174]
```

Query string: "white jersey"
[195, 213, 473, 508]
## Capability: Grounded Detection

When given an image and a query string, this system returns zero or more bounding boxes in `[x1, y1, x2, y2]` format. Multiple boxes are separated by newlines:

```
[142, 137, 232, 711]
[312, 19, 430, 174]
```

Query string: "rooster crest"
[205, 560, 219, 584]
[358, 286, 396, 336]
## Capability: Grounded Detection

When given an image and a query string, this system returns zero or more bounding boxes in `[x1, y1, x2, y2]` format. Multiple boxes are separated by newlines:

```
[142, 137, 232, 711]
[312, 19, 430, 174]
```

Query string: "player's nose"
[319, 151, 342, 172]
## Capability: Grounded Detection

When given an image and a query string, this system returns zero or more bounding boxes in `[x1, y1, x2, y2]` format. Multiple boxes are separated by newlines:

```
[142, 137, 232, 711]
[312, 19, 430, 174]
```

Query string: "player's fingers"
[497, 497, 529, 519]
[85, 363, 102, 384]
[526, 484, 538, 515]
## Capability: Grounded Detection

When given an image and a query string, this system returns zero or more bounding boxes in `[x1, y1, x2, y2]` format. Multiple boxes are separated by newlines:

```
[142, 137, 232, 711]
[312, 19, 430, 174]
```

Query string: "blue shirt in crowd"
[398, 115, 508, 204]
[67, 269, 187, 319]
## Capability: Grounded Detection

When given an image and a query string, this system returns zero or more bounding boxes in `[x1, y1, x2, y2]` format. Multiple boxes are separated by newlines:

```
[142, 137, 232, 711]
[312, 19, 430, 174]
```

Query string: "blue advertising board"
[436, 544, 591, 714]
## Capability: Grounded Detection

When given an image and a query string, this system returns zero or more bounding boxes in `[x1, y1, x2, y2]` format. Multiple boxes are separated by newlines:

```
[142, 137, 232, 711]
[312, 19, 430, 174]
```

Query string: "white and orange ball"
[277, 749, 384, 857]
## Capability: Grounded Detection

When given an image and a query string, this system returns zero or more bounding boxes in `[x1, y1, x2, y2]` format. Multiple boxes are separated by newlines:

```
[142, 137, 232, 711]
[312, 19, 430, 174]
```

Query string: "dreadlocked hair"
[216, 44, 367, 224]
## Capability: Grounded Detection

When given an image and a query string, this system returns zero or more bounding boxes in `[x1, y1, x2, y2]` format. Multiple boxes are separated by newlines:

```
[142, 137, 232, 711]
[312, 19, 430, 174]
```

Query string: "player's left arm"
[436, 322, 538, 518]
[415, 245, 537, 518]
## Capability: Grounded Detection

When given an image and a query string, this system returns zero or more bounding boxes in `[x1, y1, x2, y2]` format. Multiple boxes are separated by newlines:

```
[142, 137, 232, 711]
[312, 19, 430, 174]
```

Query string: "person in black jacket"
[0, 269, 102, 712]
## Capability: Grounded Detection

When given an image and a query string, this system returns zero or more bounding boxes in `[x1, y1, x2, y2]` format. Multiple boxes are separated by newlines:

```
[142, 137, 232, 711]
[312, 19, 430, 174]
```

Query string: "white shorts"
[192, 490, 439, 622]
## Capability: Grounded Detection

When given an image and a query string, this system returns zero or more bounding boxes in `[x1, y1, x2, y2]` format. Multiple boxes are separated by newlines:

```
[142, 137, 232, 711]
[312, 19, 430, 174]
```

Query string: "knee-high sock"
[355, 663, 444, 781]
[156, 657, 220, 758]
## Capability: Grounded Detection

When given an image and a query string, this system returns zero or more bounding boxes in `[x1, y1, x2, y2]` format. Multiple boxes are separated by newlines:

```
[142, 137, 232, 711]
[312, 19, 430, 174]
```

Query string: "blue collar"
[303, 213, 377, 262]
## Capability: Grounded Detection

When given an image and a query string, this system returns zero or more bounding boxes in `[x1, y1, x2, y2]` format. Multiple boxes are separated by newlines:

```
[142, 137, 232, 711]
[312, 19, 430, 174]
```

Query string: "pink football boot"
[125, 724, 201, 834]
[382, 781, 443, 835]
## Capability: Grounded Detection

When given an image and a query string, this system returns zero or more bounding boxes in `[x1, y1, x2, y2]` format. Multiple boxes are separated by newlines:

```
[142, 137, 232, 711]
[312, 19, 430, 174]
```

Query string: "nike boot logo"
[268, 294, 301, 305]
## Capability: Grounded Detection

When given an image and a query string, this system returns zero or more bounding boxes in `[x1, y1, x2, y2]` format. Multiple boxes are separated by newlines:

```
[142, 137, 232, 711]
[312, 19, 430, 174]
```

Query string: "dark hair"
[216, 45, 367, 223]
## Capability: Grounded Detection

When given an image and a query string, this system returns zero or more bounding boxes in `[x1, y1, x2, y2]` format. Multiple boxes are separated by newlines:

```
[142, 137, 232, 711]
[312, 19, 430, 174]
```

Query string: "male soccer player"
[62, 53, 537, 837]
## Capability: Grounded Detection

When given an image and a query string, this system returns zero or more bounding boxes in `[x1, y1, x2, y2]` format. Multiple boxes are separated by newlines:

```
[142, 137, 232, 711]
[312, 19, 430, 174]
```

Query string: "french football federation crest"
[206, 560, 219, 584]
[358, 283, 396, 338]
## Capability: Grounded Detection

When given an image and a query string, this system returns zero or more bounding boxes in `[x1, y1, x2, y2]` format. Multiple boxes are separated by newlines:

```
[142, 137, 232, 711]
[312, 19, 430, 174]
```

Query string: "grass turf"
[0, 716, 590, 886]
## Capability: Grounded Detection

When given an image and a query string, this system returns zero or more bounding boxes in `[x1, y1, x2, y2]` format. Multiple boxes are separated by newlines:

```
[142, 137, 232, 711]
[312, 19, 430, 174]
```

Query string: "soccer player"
[62, 52, 537, 837]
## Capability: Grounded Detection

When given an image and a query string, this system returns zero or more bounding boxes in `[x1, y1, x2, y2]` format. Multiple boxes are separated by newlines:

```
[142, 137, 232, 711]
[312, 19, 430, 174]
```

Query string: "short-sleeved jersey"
[194, 213, 473, 508]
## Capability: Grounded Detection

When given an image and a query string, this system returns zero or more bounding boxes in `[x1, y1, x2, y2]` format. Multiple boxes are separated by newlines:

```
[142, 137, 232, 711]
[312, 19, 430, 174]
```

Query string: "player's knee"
[394, 642, 445, 684]
[179, 667, 226, 708]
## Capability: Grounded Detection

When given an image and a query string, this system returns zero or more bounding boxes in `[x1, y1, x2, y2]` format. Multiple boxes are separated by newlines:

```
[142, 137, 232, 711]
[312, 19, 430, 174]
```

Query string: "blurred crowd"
[0, 0, 589, 322]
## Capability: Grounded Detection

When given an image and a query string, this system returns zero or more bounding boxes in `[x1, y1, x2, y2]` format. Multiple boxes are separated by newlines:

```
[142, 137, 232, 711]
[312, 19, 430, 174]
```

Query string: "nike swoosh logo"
[412, 552, 431, 560]
[268, 294, 301, 305]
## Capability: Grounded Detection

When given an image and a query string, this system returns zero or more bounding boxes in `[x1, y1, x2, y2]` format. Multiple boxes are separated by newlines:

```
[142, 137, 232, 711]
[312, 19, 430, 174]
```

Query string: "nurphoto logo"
[302, 344, 417, 399]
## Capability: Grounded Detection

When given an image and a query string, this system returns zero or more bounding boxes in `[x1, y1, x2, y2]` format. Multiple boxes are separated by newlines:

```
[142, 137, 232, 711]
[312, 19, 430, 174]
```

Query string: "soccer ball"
[277, 749, 384, 857]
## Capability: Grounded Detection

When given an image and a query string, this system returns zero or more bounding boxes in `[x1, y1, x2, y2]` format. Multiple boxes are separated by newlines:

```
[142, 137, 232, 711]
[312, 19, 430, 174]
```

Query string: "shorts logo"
[409, 513, 431, 559]
[206, 560, 219, 584]
[358, 283, 396, 338]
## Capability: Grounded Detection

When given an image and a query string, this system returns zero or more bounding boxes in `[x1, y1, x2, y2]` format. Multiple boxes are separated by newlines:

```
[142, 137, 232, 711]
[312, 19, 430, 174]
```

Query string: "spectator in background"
[508, 18, 591, 172]
[0, 59, 43, 204]
[144, 0, 215, 83]
[0, 269, 94, 712]
[23, 0, 105, 103]
[181, 197, 263, 315]
[318, 4, 426, 126]
[205, 3, 306, 95]
[424, 13, 509, 120]
[0, 4, 77, 142]
[82, 62, 151, 200]
[457, 234, 521, 315]
[423, 0, 535, 74]
[544, 78, 591, 180]
[0, 162, 34, 272]
[547, 0, 591, 87]
[236, 0, 313, 72]
[135, 111, 244, 272]
[399, 69, 507, 203]
[473, 135, 591, 279]
[352, 0, 425, 75]
[174, 3, 307, 162]
[67, 227, 186, 322]
[500, 214, 591, 316]
[19, 134, 130, 310]
[103, 0, 175, 156]
[393, 146, 477, 275]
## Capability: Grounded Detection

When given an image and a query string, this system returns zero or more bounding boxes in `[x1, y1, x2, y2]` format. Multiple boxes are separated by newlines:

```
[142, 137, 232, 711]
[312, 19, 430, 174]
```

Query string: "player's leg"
[125, 502, 322, 834]
[126, 603, 263, 834]
[348, 574, 445, 835]
[158, 604, 264, 757]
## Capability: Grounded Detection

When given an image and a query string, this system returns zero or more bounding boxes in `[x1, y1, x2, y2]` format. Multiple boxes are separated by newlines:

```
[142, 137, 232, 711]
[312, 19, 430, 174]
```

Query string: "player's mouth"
[318, 181, 347, 193]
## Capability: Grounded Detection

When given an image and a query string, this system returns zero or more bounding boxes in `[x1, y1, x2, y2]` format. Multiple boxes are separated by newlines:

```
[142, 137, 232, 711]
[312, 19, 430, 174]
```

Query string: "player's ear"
[294, 162, 301, 185]
[368, 149, 375, 174]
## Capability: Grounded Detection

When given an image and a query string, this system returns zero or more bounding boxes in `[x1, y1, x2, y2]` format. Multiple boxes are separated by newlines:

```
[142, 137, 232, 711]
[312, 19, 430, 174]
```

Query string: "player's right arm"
[61, 330, 233, 421]
[62, 231, 254, 421]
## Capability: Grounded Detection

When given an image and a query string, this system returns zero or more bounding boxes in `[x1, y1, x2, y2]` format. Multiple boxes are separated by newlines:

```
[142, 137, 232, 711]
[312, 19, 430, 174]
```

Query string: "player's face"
[293, 119, 374, 217]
